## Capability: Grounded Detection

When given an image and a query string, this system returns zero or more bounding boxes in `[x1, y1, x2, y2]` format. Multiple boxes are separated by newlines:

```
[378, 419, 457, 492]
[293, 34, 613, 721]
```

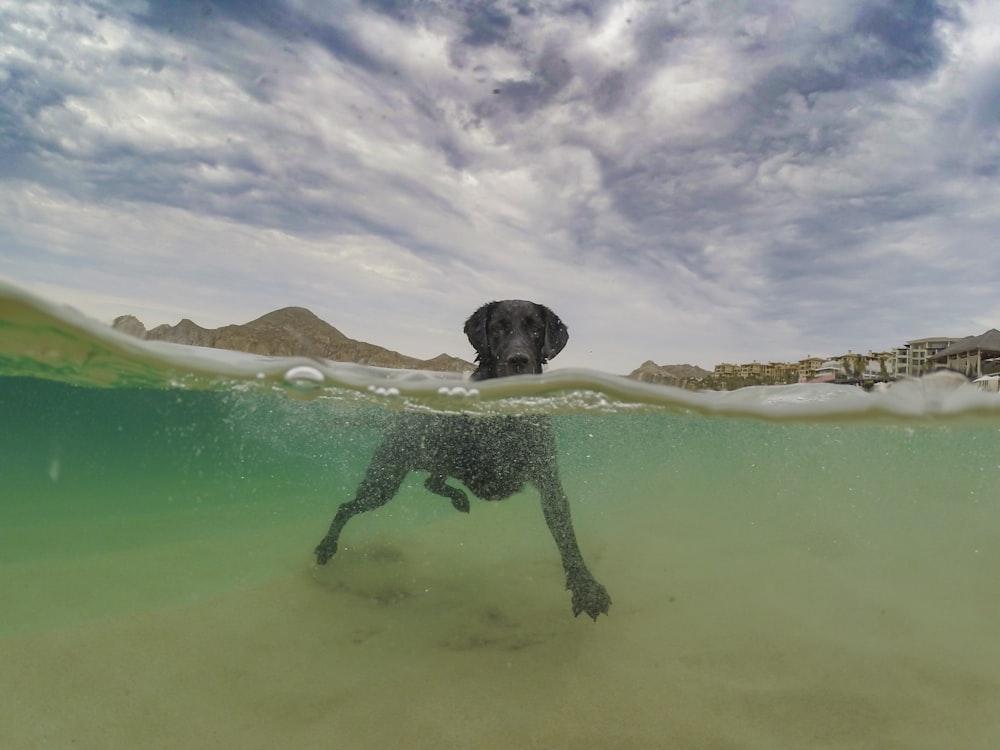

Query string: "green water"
[2, 283, 1000, 748]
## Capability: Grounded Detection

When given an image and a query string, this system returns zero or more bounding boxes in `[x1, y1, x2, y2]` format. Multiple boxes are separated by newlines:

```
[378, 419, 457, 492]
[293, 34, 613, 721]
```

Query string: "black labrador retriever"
[314, 300, 611, 620]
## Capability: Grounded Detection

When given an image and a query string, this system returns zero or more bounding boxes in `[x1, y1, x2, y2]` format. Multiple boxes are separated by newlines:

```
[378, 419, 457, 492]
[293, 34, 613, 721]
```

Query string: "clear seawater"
[2, 280, 999, 749]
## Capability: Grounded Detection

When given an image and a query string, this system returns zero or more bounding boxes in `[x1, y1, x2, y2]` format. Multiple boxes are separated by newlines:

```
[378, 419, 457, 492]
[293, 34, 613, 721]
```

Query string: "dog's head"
[464, 300, 569, 381]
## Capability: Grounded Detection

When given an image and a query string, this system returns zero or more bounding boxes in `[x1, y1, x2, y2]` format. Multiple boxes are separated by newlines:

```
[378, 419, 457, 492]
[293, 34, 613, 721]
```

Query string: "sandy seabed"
[3, 499, 1000, 750]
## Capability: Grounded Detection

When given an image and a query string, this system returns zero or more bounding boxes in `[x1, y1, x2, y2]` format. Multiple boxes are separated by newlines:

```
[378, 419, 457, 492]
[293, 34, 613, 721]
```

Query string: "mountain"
[626, 360, 712, 388]
[113, 308, 710, 383]
[112, 307, 474, 374]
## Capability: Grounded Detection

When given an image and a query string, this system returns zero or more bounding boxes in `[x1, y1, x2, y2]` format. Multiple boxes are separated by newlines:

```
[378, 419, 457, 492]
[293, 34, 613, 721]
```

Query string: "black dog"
[314, 300, 611, 620]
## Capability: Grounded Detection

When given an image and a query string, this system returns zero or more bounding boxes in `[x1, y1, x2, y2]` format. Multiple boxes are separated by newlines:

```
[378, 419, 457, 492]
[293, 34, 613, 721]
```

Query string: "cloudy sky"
[2, 0, 999, 372]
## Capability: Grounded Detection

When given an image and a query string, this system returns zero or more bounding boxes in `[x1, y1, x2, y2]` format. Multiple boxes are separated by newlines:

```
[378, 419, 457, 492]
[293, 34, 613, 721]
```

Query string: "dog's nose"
[506, 353, 530, 370]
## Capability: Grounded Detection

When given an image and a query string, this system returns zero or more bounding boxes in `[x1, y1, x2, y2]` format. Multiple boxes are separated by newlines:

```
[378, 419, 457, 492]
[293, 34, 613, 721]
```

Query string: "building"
[865, 352, 895, 380]
[808, 360, 847, 383]
[771, 361, 799, 380]
[893, 336, 959, 377]
[931, 329, 1000, 377]
[796, 356, 825, 381]
[709, 340, 963, 387]
[713, 363, 738, 377]
[831, 351, 895, 381]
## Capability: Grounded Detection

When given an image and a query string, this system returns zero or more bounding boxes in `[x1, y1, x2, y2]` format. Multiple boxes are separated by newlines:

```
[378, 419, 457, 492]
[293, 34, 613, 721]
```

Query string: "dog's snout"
[500, 351, 535, 375]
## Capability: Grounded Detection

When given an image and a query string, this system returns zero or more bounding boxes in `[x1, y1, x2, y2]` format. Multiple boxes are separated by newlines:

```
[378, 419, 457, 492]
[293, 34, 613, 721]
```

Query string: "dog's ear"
[539, 305, 569, 362]
[464, 301, 497, 361]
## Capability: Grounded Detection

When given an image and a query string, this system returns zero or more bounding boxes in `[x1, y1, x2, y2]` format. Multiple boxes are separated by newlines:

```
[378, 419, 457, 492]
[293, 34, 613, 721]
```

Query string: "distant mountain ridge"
[112, 307, 474, 374]
[626, 360, 712, 387]
[113, 306, 707, 384]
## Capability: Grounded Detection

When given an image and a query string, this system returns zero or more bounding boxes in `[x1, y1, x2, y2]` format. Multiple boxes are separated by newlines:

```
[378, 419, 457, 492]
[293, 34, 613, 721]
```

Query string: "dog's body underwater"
[314, 300, 611, 620]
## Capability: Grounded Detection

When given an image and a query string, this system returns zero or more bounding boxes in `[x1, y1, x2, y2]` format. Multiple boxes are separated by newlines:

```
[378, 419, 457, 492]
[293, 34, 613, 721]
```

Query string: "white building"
[893, 337, 959, 377]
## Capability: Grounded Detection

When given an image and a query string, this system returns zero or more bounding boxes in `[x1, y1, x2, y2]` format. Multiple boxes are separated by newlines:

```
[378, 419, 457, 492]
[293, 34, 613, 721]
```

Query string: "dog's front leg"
[314, 457, 408, 565]
[537, 478, 611, 620]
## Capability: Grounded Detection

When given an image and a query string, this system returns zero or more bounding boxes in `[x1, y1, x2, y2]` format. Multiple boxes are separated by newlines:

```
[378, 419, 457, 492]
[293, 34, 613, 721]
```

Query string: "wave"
[2, 280, 998, 421]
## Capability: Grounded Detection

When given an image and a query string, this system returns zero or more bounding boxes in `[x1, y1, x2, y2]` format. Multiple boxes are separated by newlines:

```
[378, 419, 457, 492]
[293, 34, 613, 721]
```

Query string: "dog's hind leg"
[424, 474, 470, 513]
[314, 458, 408, 565]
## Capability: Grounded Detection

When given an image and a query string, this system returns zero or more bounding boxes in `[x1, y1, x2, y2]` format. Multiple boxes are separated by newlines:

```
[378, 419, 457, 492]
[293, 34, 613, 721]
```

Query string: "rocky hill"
[112, 307, 474, 374]
[626, 360, 712, 388]
[113, 307, 706, 382]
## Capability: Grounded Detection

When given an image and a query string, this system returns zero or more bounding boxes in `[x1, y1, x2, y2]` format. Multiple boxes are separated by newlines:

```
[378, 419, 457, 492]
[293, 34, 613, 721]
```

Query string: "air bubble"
[435, 386, 480, 397]
[283, 365, 324, 390]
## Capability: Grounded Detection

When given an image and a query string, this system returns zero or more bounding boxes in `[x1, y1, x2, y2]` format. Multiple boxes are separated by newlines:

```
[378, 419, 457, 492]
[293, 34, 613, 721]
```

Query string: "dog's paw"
[569, 577, 612, 621]
[314, 538, 338, 565]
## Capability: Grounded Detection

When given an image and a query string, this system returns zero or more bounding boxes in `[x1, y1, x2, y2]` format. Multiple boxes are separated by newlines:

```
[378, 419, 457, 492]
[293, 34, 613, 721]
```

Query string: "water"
[2, 280, 999, 748]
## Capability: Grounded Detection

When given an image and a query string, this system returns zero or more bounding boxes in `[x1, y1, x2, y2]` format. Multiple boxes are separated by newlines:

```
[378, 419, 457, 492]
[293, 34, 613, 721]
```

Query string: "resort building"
[809, 360, 847, 383]
[931, 329, 1000, 377]
[713, 363, 738, 378]
[708, 331, 1000, 387]
[893, 336, 958, 377]
[714, 355, 880, 384]
[796, 356, 825, 380]
[712, 360, 800, 384]
[866, 352, 895, 379]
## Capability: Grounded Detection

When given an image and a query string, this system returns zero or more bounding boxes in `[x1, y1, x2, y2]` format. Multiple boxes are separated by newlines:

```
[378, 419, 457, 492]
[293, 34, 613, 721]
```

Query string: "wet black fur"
[313, 300, 611, 619]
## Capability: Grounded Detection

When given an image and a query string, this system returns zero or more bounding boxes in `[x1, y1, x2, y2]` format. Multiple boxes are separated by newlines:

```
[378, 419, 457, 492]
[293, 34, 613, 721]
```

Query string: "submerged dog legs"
[424, 473, 471, 513]
[314, 459, 407, 565]
[537, 478, 612, 620]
